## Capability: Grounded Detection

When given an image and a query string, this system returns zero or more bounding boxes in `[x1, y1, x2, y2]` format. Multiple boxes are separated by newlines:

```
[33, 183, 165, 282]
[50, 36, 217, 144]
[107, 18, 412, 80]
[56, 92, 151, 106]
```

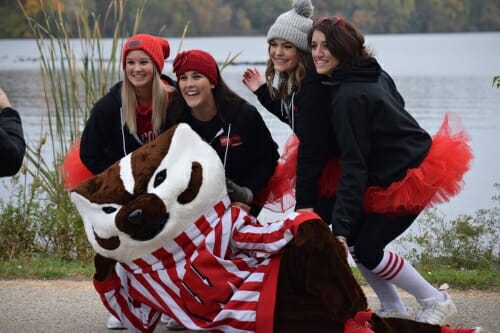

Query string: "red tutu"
[254, 134, 298, 212]
[364, 112, 473, 215]
[257, 113, 472, 216]
[60, 140, 95, 191]
[255, 134, 342, 212]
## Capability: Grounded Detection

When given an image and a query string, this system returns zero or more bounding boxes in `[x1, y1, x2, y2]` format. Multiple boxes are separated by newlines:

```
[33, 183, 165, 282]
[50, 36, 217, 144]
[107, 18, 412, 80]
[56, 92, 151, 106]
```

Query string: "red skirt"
[60, 140, 95, 191]
[363, 112, 473, 215]
[254, 134, 298, 212]
[256, 113, 473, 215]
[254, 134, 341, 212]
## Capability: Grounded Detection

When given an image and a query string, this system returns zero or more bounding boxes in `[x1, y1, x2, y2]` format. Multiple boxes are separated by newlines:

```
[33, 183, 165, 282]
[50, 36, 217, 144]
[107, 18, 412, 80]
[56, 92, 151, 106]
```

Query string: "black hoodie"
[80, 75, 177, 174]
[178, 99, 279, 200]
[254, 71, 337, 211]
[326, 58, 432, 238]
[0, 107, 25, 177]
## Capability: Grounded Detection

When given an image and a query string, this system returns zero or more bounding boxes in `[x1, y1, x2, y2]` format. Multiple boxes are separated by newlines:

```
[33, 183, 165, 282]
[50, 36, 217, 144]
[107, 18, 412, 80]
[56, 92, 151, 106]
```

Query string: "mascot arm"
[232, 210, 322, 255]
[93, 267, 161, 333]
[93, 253, 116, 282]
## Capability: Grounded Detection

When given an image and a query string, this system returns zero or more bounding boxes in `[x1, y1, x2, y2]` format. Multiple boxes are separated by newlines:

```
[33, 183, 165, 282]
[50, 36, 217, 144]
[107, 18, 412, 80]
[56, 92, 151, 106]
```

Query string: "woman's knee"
[351, 240, 384, 269]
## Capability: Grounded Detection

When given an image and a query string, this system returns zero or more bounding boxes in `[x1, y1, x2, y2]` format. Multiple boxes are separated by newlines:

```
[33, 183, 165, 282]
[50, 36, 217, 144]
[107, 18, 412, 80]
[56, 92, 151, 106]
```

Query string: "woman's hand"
[242, 67, 266, 92]
[0, 88, 12, 112]
[336, 236, 349, 257]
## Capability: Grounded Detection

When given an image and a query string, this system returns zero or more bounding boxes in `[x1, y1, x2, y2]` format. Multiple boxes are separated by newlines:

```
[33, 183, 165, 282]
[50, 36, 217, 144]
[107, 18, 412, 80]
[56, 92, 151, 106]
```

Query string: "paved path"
[0, 279, 497, 333]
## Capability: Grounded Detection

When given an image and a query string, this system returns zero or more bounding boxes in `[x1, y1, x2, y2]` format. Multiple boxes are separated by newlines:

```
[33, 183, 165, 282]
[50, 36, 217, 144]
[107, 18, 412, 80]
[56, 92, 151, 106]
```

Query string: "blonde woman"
[80, 33, 176, 175]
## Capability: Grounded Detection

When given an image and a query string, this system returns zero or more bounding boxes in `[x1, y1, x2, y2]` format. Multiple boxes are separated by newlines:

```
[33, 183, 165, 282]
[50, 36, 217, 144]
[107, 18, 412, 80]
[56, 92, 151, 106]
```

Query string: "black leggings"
[349, 213, 418, 270]
[315, 196, 418, 270]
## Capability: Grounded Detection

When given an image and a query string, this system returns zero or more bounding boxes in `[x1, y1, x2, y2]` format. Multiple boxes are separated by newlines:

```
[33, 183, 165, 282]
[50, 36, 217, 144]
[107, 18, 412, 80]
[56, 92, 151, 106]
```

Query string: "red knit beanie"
[122, 34, 170, 72]
[172, 49, 219, 86]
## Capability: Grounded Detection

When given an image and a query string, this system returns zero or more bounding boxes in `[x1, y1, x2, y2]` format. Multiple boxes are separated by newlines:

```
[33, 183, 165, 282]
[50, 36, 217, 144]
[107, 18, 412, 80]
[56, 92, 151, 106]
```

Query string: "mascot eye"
[102, 206, 117, 214]
[154, 169, 167, 188]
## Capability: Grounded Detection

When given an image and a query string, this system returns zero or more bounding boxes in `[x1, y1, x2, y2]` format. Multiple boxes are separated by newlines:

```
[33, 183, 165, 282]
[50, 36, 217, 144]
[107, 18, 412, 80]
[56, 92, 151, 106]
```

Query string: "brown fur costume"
[274, 218, 440, 332]
[71, 124, 445, 333]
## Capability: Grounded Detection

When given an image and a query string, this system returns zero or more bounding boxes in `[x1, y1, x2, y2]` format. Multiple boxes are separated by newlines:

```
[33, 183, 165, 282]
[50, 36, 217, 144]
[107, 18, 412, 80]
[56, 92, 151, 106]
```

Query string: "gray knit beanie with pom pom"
[266, 0, 314, 52]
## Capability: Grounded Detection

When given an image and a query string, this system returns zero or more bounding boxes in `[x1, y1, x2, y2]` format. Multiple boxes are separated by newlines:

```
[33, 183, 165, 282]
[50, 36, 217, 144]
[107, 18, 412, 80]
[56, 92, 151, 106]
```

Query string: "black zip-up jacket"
[179, 101, 279, 198]
[0, 107, 26, 177]
[254, 71, 336, 210]
[326, 58, 432, 238]
[80, 75, 177, 174]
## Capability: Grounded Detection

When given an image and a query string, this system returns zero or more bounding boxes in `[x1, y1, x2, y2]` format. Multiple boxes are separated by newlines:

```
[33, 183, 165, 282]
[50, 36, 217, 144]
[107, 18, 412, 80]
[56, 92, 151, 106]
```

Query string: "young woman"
[0, 87, 25, 177]
[242, 0, 338, 220]
[309, 16, 474, 326]
[171, 49, 280, 217]
[78, 34, 177, 176]
[62, 33, 177, 330]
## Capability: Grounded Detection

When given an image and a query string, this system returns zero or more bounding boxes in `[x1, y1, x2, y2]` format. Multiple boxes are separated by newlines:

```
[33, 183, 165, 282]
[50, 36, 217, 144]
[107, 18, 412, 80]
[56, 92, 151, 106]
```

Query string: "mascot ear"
[177, 162, 202, 204]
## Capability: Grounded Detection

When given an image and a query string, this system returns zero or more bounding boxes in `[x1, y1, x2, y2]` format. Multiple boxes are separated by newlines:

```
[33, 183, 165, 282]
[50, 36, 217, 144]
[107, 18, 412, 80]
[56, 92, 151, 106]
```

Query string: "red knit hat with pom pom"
[173, 49, 219, 86]
[122, 34, 170, 72]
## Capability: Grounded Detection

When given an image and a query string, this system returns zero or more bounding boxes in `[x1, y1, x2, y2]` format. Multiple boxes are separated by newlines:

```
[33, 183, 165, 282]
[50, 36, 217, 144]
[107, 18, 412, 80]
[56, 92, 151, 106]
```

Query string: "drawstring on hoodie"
[120, 108, 127, 156]
[223, 124, 231, 168]
[280, 91, 296, 131]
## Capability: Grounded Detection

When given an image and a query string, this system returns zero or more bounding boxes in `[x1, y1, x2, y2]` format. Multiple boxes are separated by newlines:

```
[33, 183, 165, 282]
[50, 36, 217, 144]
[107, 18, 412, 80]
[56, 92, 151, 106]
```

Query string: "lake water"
[1, 33, 499, 220]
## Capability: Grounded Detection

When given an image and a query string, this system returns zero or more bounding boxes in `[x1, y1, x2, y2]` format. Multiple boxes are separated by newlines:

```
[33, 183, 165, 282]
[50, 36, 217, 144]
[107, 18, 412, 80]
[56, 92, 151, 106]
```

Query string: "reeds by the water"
[1, 0, 140, 260]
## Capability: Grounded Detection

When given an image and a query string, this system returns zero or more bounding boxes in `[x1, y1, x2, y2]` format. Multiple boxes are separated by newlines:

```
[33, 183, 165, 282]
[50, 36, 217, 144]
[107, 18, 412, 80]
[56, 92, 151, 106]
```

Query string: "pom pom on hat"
[266, 0, 314, 52]
[173, 49, 219, 86]
[122, 34, 170, 72]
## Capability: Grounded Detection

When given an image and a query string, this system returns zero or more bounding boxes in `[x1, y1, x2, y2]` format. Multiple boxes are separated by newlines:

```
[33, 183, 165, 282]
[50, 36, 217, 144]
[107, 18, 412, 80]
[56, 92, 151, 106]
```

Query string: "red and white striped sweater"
[94, 197, 319, 333]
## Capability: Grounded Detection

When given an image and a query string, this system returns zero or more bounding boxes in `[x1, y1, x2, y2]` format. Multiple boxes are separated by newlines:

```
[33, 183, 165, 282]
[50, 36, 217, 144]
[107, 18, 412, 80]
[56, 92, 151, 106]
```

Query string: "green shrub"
[397, 184, 500, 270]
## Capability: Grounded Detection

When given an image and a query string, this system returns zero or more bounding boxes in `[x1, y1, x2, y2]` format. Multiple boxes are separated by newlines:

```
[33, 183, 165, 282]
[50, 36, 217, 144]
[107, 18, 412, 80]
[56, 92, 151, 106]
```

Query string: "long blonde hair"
[264, 48, 312, 100]
[121, 68, 174, 135]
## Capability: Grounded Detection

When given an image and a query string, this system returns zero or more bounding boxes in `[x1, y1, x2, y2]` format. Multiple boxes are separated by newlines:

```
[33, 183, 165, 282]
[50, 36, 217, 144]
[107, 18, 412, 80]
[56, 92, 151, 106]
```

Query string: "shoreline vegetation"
[1, 0, 500, 38]
[0, 1, 498, 291]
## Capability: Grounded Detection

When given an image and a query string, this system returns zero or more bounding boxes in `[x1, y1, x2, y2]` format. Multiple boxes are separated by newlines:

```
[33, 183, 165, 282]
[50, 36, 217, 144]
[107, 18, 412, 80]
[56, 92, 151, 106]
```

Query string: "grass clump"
[397, 184, 500, 271]
[0, 255, 93, 280]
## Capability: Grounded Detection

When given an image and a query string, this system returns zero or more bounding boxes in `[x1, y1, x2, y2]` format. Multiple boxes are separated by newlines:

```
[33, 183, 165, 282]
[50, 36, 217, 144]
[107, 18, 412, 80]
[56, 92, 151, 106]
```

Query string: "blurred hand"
[242, 67, 266, 92]
[0, 88, 12, 111]
[232, 201, 251, 212]
[336, 237, 349, 257]
[226, 178, 253, 205]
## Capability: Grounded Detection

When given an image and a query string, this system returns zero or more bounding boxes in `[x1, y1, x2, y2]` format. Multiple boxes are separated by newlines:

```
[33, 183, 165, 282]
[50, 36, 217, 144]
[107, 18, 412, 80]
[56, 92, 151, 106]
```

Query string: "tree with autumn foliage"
[2, 0, 500, 38]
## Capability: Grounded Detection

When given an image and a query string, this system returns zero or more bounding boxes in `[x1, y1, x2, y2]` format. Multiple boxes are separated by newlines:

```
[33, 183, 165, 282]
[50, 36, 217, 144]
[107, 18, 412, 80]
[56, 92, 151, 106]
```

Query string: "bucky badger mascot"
[70, 124, 475, 333]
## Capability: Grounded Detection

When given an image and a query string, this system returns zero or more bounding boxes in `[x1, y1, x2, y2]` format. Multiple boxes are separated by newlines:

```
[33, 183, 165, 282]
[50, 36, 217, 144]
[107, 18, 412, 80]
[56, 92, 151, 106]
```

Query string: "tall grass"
[0, 0, 141, 260]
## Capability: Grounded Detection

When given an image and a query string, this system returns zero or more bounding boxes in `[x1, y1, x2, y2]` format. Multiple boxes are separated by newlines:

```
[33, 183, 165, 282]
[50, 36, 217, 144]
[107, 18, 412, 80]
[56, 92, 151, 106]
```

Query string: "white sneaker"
[160, 314, 172, 323]
[375, 307, 413, 320]
[415, 292, 457, 325]
[160, 314, 185, 331]
[106, 315, 125, 330]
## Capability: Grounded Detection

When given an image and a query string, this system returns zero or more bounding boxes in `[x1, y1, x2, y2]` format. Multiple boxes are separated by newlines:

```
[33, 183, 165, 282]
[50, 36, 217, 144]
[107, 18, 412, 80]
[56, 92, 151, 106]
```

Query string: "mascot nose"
[128, 209, 143, 225]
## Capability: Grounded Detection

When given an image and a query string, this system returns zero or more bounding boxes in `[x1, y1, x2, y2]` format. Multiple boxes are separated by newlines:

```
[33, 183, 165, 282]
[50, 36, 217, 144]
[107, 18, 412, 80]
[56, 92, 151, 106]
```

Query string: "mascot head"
[70, 124, 227, 263]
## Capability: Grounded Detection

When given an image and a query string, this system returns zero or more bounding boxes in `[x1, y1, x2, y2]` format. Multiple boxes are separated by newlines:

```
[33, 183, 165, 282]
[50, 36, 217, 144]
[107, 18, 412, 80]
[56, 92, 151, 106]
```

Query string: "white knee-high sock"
[372, 250, 445, 301]
[349, 247, 407, 313]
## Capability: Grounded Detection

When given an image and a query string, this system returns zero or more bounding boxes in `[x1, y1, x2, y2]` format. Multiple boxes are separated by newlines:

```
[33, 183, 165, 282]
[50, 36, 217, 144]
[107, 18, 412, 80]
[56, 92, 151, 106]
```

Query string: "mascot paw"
[93, 253, 116, 281]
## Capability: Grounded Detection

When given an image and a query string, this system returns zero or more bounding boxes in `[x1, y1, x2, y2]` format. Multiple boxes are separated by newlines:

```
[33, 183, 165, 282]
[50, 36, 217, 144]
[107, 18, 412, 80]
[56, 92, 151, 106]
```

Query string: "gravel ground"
[0, 279, 497, 333]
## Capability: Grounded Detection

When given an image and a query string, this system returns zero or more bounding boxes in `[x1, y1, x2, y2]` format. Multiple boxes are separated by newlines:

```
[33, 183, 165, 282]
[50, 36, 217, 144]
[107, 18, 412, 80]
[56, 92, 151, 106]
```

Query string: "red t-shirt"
[135, 103, 155, 143]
